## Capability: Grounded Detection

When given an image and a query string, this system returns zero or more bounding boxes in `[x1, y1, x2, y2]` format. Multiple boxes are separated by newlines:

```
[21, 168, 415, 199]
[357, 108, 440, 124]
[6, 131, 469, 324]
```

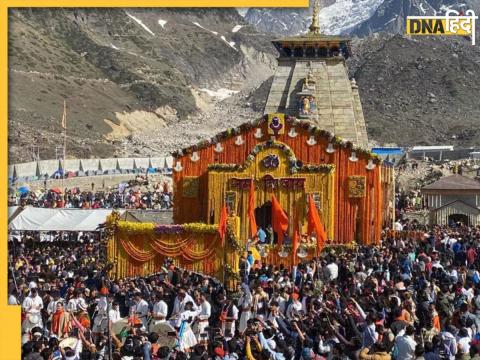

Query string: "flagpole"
[62, 100, 67, 191]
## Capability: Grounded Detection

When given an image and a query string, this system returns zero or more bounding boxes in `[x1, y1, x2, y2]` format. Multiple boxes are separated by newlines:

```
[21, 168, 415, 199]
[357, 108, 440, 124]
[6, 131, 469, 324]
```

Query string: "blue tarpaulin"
[371, 147, 404, 155]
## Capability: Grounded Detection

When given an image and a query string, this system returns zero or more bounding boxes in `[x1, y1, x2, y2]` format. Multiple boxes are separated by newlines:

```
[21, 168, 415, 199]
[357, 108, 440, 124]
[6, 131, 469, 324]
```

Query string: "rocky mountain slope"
[348, 34, 480, 147]
[243, 0, 479, 36]
[8, 8, 277, 163]
[8, 6, 480, 163]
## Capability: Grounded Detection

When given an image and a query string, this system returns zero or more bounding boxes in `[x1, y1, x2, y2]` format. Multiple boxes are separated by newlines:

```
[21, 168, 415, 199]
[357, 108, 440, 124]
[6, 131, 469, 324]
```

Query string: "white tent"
[8, 207, 121, 231]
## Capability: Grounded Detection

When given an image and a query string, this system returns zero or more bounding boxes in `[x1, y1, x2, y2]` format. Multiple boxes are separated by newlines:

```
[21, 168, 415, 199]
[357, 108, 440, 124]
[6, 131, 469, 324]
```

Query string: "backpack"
[441, 334, 455, 359]
[473, 271, 480, 285]
[391, 342, 399, 360]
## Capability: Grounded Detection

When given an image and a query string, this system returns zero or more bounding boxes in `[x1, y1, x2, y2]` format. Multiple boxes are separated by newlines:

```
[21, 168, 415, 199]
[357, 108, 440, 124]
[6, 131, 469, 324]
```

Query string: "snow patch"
[192, 22, 218, 35]
[236, 8, 248, 17]
[126, 12, 155, 36]
[158, 19, 167, 29]
[193, 22, 237, 51]
[220, 36, 237, 50]
[232, 25, 244, 33]
[110, 43, 120, 50]
[318, 0, 385, 35]
[199, 88, 239, 101]
[384, 17, 397, 26]
[419, 3, 427, 14]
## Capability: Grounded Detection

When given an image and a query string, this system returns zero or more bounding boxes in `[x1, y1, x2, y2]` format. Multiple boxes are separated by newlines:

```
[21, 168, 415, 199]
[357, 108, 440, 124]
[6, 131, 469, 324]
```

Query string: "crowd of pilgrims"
[9, 186, 173, 210]
[10, 223, 480, 360]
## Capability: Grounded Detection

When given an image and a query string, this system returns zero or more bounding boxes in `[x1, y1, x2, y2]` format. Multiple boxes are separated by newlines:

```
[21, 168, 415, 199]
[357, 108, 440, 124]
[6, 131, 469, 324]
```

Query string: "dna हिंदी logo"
[406, 9, 478, 45]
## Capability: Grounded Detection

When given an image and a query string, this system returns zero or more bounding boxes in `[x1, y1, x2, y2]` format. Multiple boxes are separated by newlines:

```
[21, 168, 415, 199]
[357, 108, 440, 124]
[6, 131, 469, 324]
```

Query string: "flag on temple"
[271, 194, 288, 245]
[248, 178, 257, 238]
[61, 100, 67, 130]
[218, 205, 228, 247]
[307, 194, 327, 252]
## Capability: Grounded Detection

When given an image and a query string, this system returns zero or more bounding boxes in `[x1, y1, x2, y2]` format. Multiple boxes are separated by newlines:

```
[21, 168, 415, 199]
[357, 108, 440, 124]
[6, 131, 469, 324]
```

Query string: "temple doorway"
[448, 213, 469, 226]
[255, 201, 272, 230]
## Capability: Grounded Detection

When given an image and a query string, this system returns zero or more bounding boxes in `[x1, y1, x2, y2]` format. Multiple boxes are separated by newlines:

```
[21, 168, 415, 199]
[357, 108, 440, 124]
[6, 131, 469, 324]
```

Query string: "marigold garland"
[174, 115, 384, 165]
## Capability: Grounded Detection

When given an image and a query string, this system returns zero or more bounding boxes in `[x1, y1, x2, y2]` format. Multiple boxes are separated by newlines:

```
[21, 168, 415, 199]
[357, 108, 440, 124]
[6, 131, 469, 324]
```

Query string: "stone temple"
[263, 0, 369, 148]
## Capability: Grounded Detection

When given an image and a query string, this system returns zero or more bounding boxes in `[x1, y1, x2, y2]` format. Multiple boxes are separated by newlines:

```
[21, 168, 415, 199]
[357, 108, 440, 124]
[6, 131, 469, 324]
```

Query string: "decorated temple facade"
[107, 3, 394, 282]
[172, 113, 394, 246]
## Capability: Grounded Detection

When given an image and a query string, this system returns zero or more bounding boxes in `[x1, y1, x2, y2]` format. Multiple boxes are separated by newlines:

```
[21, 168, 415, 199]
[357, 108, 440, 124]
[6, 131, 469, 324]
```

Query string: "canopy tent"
[8, 207, 122, 231]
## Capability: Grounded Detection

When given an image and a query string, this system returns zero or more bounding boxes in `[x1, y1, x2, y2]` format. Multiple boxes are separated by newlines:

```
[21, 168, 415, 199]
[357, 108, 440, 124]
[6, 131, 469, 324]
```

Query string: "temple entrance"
[255, 201, 272, 230]
[448, 213, 469, 226]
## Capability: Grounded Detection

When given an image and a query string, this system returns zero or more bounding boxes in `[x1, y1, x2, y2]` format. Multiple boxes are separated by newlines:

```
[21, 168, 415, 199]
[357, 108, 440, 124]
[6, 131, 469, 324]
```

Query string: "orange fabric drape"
[120, 234, 218, 263]
[272, 194, 288, 245]
[248, 178, 257, 238]
[307, 194, 327, 253]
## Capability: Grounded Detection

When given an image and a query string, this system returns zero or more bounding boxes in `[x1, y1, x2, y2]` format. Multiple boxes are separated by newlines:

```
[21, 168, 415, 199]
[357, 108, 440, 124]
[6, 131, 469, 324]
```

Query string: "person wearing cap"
[22, 287, 44, 337]
[75, 301, 91, 329]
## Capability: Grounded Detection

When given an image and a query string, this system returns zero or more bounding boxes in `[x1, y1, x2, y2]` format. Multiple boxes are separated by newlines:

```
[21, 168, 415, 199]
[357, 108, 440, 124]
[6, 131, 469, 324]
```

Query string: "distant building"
[421, 174, 480, 226]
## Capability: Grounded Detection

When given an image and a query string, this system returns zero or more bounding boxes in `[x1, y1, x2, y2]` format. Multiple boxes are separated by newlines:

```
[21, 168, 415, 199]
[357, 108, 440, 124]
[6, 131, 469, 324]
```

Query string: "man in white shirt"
[46, 291, 62, 322]
[93, 294, 112, 333]
[286, 293, 302, 320]
[394, 220, 403, 231]
[150, 292, 168, 329]
[324, 259, 339, 281]
[109, 301, 121, 323]
[22, 288, 44, 334]
[172, 289, 197, 317]
[66, 289, 85, 313]
[131, 292, 150, 328]
[195, 292, 211, 340]
[395, 325, 417, 360]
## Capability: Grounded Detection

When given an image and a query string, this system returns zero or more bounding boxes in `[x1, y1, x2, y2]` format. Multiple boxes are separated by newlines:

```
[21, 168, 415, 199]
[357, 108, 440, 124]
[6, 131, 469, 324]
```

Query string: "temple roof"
[272, 0, 350, 44]
[422, 175, 480, 191]
[273, 34, 350, 44]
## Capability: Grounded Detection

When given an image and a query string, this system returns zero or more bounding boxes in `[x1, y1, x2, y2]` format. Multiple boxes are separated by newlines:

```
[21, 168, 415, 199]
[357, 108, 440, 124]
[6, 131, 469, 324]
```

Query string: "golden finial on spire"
[309, 0, 320, 34]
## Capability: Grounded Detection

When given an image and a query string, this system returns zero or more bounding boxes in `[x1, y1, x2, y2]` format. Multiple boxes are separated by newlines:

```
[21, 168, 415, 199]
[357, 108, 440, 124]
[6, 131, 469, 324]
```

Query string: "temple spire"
[309, 0, 321, 34]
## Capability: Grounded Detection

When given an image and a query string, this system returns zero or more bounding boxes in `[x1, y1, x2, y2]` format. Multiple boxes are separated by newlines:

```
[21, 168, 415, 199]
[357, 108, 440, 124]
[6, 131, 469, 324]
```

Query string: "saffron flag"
[307, 194, 327, 253]
[248, 179, 257, 238]
[218, 205, 228, 247]
[61, 100, 67, 130]
[271, 194, 289, 245]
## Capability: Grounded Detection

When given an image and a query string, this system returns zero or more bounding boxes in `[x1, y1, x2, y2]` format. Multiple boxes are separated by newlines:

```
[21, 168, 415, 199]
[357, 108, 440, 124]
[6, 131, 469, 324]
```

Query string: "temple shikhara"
[107, 2, 394, 284]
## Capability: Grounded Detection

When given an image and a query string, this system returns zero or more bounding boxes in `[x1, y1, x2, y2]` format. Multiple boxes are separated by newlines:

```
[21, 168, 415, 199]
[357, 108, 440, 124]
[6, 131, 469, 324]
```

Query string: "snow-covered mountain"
[244, 0, 479, 36]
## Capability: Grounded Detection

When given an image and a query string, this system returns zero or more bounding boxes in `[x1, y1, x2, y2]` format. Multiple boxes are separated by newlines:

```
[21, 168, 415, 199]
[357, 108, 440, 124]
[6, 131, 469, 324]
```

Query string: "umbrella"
[17, 186, 29, 195]
[51, 187, 62, 194]
[149, 322, 176, 348]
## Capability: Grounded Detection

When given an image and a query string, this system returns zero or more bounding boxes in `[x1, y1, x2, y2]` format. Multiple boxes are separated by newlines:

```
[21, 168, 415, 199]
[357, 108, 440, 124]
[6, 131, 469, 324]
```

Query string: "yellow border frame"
[0, 0, 307, 358]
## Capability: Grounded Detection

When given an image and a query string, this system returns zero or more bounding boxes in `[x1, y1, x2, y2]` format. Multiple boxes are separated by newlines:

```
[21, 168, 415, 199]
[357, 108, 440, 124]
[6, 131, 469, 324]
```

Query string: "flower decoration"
[170, 115, 388, 166]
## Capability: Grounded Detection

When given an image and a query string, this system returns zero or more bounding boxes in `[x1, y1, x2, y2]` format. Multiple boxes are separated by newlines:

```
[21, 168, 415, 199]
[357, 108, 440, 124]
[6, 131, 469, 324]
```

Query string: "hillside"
[349, 34, 480, 146]
[8, 6, 480, 163]
[8, 8, 277, 163]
